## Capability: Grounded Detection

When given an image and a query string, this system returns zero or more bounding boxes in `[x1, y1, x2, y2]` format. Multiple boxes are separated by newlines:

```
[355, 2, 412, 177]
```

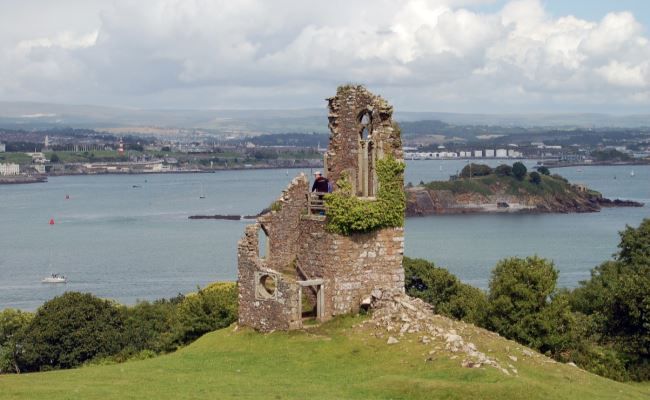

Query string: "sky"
[1, 0, 650, 113]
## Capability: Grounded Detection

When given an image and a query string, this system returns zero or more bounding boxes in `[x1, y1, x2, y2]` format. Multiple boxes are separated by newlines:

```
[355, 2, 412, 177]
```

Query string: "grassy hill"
[1, 315, 648, 400]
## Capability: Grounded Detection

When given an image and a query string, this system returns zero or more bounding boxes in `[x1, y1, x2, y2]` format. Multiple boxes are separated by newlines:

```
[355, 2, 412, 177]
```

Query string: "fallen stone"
[387, 336, 399, 345]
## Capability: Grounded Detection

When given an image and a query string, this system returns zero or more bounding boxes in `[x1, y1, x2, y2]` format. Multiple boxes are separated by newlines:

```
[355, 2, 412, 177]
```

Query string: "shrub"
[568, 220, 650, 380]
[404, 257, 487, 324]
[529, 171, 541, 184]
[484, 256, 560, 348]
[536, 166, 550, 175]
[18, 292, 125, 371]
[460, 163, 492, 178]
[325, 157, 405, 235]
[495, 164, 512, 176]
[174, 282, 238, 344]
[512, 162, 527, 180]
[122, 297, 182, 354]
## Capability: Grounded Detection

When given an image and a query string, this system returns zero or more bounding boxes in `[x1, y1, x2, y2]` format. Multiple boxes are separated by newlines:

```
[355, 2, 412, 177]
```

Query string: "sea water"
[0, 161, 647, 310]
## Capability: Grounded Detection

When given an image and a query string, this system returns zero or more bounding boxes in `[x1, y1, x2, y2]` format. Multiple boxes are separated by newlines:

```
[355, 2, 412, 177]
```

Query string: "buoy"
[49, 218, 55, 225]
[65, 194, 70, 200]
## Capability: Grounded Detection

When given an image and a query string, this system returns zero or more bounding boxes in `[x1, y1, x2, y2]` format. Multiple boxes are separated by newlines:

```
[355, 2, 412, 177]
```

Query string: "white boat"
[630, 170, 635, 177]
[42, 274, 67, 284]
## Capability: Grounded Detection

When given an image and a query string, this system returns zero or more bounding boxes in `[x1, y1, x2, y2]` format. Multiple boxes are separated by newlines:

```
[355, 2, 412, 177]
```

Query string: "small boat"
[132, 185, 142, 188]
[42, 274, 67, 284]
[630, 170, 635, 177]
[199, 183, 206, 199]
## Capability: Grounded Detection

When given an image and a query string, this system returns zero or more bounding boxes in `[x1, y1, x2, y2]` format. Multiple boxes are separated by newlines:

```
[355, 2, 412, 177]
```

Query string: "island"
[406, 162, 643, 216]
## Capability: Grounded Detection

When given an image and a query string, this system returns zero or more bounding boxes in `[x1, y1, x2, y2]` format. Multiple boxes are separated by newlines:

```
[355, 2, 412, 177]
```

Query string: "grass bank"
[1, 315, 647, 400]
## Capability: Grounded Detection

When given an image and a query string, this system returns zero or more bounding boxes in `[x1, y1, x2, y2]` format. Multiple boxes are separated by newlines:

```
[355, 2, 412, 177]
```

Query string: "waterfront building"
[485, 149, 495, 157]
[0, 143, 5, 152]
[474, 150, 482, 158]
[0, 163, 20, 176]
[496, 149, 508, 158]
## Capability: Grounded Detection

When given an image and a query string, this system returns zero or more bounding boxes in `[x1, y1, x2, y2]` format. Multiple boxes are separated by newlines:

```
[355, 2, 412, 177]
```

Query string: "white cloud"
[0, 0, 649, 112]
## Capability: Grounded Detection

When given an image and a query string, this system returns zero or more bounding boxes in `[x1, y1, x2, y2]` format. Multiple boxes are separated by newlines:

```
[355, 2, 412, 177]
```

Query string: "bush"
[485, 256, 560, 348]
[512, 162, 527, 180]
[529, 171, 541, 184]
[495, 164, 512, 176]
[122, 297, 182, 354]
[18, 292, 125, 371]
[536, 166, 550, 175]
[325, 157, 405, 235]
[174, 282, 238, 344]
[404, 257, 487, 324]
[460, 163, 492, 178]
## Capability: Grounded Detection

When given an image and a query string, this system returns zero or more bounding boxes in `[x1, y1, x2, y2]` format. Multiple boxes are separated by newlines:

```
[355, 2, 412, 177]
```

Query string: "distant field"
[1, 316, 647, 400]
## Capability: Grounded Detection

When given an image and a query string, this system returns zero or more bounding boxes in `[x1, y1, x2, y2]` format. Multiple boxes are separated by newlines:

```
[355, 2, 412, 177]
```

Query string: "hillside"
[1, 293, 648, 400]
[406, 172, 642, 216]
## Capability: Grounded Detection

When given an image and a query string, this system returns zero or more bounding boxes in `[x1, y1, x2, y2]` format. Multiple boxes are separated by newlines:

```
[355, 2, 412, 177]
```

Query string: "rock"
[387, 336, 399, 345]
[522, 349, 534, 357]
[508, 355, 518, 362]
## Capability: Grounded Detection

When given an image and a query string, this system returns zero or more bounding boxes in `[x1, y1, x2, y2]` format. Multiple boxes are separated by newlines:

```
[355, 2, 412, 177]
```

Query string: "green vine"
[324, 157, 405, 235]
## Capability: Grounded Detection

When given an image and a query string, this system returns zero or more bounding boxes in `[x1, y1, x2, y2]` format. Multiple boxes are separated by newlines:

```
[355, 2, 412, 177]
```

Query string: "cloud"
[0, 0, 649, 112]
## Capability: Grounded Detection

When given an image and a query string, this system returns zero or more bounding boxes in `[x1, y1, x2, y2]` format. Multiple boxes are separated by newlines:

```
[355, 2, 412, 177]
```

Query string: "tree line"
[405, 218, 650, 381]
[0, 282, 237, 373]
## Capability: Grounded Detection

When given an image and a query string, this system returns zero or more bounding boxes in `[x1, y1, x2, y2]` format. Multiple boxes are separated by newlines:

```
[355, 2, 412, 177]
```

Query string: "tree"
[49, 153, 60, 163]
[495, 164, 512, 176]
[570, 219, 650, 380]
[536, 166, 550, 175]
[0, 309, 33, 373]
[404, 257, 487, 324]
[460, 163, 492, 178]
[512, 162, 527, 180]
[529, 171, 542, 184]
[18, 292, 125, 371]
[485, 256, 560, 349]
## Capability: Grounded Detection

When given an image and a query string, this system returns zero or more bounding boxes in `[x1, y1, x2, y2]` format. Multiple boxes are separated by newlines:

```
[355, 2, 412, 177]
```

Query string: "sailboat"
[630, 170, 635, 177]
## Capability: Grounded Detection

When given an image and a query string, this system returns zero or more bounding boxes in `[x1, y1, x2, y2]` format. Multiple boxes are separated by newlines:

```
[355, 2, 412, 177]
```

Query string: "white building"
[507, 149, 522, 158]
[485, 149, 495, 157]
[473, 150, 483, 158]
[0, 143, 5, 152]
[0, 163, 20, 176]
[496, 149, 508, 158]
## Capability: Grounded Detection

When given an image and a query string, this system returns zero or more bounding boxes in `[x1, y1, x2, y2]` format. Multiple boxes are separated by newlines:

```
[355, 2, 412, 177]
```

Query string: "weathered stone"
[237, 86, 404, 332]
[387, 336, 399, 344]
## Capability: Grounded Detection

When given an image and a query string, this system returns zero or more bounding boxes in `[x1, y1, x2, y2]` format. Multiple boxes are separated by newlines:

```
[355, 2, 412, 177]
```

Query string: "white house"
[0, 143, 5, 152]
[485, 149, 495, 157]
[0, 163, 20, 176]
[473, 150, 483, 158]
[496, 149, 508, 158]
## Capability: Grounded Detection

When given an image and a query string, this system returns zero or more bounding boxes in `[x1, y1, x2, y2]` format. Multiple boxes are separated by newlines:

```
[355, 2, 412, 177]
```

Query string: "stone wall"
[325, 85, 403, 196]
[237, 224, 301, 332]
[237, 86, 405, 332]
[296, 224, 404, 317]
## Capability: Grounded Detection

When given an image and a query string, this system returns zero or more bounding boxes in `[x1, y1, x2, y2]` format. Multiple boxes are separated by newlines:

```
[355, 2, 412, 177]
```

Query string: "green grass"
[0, 153, 32, 164]
[1, 315, 647, 400]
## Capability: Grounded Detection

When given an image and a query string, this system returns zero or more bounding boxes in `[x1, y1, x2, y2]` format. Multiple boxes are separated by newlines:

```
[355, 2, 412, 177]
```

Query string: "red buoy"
[49, 218, 55, 225]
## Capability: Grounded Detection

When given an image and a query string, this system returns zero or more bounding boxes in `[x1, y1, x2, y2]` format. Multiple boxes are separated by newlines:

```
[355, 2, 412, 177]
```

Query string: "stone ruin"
[237, 85, 405, 332]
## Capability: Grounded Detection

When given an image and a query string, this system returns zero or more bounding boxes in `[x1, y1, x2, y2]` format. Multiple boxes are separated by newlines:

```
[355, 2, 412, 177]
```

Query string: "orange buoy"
[49, 218, 55, 225]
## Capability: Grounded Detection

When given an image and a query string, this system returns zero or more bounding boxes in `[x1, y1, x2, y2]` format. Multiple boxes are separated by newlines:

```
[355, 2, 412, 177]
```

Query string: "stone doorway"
[298, 279, 324, 325]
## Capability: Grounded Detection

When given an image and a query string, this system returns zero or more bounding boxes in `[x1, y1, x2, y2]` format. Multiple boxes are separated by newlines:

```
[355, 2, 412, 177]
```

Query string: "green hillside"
[1, 315, 647, 400]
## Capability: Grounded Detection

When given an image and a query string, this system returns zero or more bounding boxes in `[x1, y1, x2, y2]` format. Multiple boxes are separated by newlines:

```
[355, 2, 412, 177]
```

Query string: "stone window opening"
[255, 272, 278, 300]
[258, 225, 269, 259]
[358, 110, 376, 197]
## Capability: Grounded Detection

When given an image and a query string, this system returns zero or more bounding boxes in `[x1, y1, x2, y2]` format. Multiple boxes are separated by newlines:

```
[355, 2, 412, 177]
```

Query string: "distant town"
[1, 122, 650, 183]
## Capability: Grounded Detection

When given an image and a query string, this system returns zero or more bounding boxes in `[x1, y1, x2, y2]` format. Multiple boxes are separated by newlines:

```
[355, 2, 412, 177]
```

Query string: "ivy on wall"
[324, 157, 405, 235]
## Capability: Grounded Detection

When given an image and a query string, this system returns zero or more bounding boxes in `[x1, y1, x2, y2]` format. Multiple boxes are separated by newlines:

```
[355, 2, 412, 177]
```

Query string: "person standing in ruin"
[311, 171, 329, 193]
